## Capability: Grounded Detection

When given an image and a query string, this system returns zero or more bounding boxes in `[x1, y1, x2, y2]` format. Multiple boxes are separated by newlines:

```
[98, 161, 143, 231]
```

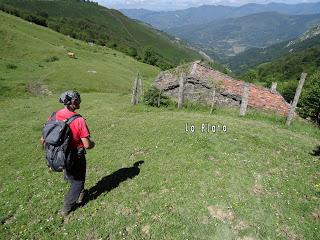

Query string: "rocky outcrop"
[154, 61, 290, 115]
[286, 24, 320, 47]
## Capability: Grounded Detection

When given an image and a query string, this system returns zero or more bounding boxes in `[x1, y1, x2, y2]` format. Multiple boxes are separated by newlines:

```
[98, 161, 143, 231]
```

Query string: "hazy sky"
[95, 0, 320, 11]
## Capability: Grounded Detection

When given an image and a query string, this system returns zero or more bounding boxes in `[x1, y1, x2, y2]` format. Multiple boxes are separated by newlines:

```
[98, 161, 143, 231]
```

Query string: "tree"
[299, 71, 320, 122]
[127, 47, 138, 58]
[143, 47, 158, 66]
[243, 69, 258, 83]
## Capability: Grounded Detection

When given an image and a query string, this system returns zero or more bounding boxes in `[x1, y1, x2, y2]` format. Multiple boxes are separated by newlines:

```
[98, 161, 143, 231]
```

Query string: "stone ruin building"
[154, 61, 291, 115]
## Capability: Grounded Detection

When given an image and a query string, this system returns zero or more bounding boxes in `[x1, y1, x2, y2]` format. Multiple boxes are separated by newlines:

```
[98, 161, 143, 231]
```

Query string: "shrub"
[298, 71, 320, 123]
[143, 86, 172, 107]
[6, 63, 17, 69]
[126, 47, 138, 58]
[23, 14, 47, 27]
[44, 56, 59, 62]
[278, 80, 297, 103]
[242, 69, 258, 83]
[143, 47, 158, 66]
[156, 59, 174, 71]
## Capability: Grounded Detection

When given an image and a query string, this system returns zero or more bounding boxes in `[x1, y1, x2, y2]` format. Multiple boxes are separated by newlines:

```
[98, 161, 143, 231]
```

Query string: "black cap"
[59, 91, 81, 105]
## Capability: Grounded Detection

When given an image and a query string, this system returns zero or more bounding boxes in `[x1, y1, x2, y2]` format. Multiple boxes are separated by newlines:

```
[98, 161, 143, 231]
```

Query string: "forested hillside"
[227, 25, 320, 73]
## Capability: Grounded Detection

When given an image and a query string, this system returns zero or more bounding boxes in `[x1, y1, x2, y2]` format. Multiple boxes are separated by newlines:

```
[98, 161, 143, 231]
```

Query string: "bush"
[6, 63, 17, 69]
[242, 69, 258, 83]
[278, 80, 297, 103]
[44, 56, 59, 62]
[143, 86, 172, 107]
[143, 47, 158, 66]
[298, 71, 320, 123]
[156, 59, 174, 71]
[23, 14, 47, 27]
[126, 47, 138, 58]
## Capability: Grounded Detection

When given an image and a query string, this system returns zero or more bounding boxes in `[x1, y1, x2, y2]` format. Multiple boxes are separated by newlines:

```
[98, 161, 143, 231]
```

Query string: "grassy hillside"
[166, 12, 320, 59]
[0, 11, 159, 98]
[0, 0, 201, 69]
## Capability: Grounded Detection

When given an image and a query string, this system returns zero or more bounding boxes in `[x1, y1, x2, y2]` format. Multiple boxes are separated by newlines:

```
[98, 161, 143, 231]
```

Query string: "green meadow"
[1, 11, 320, 240]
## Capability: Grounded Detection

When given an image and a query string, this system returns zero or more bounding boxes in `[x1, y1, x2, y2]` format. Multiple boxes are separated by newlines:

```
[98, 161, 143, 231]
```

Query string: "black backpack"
[42, 112, 81, 172]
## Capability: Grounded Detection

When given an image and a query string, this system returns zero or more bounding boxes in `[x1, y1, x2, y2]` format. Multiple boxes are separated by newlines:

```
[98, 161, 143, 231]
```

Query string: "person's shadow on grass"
[311, 146, 320, 156]
[80, 160, 144, 206]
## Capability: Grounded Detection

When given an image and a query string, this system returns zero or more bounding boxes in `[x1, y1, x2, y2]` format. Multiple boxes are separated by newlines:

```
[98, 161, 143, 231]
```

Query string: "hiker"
[41, 91, 95, 216]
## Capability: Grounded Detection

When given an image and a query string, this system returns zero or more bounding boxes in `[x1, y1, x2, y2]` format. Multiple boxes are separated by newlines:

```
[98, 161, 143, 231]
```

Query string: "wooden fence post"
[190, 60, 200, 75]
[157, 89, 162, 107]
[210, 86, 216, 114]
[138, 77, 143, 102]
[131, 74, 138, 105]
[178, 74, 185, 109]
[285, 72, 307, 126]
[239, 82, 250, 116]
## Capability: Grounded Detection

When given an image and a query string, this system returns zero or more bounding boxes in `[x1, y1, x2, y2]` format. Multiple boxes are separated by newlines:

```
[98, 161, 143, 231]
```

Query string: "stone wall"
[154, 62, 290, 115]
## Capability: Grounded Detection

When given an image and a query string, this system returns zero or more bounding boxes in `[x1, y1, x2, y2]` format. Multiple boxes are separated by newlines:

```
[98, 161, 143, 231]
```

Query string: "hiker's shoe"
[58, 209, 70, 217]
[76, 189, 87, 204]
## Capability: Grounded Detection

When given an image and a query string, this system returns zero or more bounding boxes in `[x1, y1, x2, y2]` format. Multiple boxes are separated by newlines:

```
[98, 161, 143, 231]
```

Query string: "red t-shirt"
[50, 107, 90, 149]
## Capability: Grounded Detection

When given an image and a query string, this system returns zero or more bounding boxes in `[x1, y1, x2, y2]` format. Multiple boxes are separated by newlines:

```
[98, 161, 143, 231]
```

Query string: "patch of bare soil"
[204, 205, 254, 239]
[201, 216, 210, 225]
[120, 226, 133, 238]
[141, 224, 150, 238]
[240, 237, 256, 240]
[85, 231, 99, 240]
[1, 213, 15, 225]
[165, 203, 177, 212]
[279, 226, 300, 240]
[116, 205, 132, 216]
[27, 83, 52, 96]
[129, 148, 146, 160]
[251, 174, 265, 197]
[207, 205, 235, 223]
[251, 183, 264, 196]
[312, 209, 320, 221]
[234, 220, 249, 231]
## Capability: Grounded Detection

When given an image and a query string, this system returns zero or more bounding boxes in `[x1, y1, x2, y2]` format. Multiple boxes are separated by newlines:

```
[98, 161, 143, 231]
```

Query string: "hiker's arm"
[81, 137, 95, 149]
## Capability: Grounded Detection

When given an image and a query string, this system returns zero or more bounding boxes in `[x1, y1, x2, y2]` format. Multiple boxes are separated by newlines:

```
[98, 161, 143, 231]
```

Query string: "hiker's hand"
[40, 136, 45, 149]
[81, 137, 95, 149]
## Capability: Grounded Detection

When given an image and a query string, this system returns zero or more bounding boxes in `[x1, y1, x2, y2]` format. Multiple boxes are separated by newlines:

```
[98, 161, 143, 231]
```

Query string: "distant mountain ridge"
[120, 2, 320, 30]
[227, 24, 320, 73]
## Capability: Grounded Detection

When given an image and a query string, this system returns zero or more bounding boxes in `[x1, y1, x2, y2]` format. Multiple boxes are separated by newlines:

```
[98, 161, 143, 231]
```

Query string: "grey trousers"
[63, 153, 86, 212]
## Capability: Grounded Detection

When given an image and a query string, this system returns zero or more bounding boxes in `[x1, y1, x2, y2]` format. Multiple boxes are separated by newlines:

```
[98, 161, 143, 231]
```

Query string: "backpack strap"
[65, 114, 82, 125]
[50, 112, 56, 120]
